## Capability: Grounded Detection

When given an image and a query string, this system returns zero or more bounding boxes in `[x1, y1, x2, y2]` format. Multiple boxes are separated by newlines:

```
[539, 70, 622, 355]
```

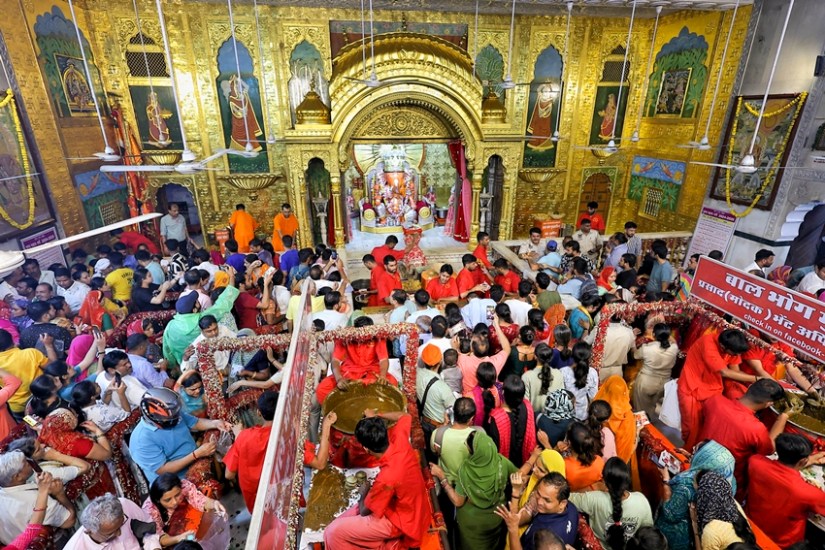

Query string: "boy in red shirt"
[576, 201, 605, 233]
[697, 378, 789, 500]
[376, 255, 402, 305]
[473, 231, 492, 268]
[676, 329, 753, 449]
[324, 411, 430, 550]
[360, 254, 384, 307]
[493, 258, 521, 297]
[456, 254, 492, 299]
[315, 316, 396, 403]
[746, 433, 825, 548]
[426, 264, 459, 303]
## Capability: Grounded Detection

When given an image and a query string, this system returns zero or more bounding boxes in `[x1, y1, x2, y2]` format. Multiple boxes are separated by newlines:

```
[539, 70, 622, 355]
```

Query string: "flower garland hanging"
[724, 92, 807, 218]
[0, 89, 36, 230]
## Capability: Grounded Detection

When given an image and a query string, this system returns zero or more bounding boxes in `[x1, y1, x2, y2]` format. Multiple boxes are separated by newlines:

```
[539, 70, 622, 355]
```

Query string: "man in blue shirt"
[531, 240, 563, 282]
[224, 239, 247, 274]
[130, 388, 232, 484]
[498, 472, 579, 549]
[279, 235, 299, 278]
[646, 241, 675, 295]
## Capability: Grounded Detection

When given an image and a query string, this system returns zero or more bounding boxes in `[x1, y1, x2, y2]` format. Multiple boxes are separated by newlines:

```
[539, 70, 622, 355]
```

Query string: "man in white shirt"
[311, 290, 350, 331]
[23, 259, 56, 290]
[518, 227, 546, 260]
[0, 451, 76, 545]
[572, 219, 603, 265]
[504, 280, 535, 327]
[743, 249, 775, 279]
[96, 350, 147, 410]
[159, 203, 192, 255]
[599, 315, 637, 382]
[53, 267, 90, 315]
[180, 314, 236, 373]
[461, 291, 497, 328]
[407, 289, 441, 324]
[797, 261, 825, 295]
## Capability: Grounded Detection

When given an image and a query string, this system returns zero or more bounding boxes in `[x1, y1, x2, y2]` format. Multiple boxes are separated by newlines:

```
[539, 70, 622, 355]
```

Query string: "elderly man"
[0, 451, 76, 545]
[34, 283, 54, 302]
[63, 493, 161, 550]
[160, 203, 194, 256]
[180, 314, 237, 374]
[416, 345, 456, 458]
[130, 388, 232, 484]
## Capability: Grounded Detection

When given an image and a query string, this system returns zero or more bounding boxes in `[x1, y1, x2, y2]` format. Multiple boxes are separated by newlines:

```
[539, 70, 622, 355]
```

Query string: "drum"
[322, 381, 407, 434]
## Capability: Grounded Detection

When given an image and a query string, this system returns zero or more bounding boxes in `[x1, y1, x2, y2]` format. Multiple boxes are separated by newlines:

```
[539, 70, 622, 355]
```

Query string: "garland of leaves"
[0, 89, 35, 229]
[724, 92, 807, 218]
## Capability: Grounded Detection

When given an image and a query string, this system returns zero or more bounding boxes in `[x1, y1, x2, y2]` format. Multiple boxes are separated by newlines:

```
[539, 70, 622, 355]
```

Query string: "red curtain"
[447, 140, 471, 242]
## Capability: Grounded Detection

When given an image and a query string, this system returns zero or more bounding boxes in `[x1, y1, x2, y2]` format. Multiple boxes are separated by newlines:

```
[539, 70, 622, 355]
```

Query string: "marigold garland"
[0, 89, 36, 230]
[724, 92, 807, 218]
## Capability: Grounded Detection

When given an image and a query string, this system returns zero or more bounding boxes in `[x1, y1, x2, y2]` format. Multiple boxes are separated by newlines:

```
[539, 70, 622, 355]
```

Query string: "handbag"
[659, 379, 682, 430]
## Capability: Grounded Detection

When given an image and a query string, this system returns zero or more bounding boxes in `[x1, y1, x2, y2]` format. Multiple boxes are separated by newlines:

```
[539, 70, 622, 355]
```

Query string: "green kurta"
[162, 286, 240, 368]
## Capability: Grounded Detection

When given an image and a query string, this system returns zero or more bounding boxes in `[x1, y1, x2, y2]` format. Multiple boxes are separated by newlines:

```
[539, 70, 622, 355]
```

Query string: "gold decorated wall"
[7, 1, 750, 247]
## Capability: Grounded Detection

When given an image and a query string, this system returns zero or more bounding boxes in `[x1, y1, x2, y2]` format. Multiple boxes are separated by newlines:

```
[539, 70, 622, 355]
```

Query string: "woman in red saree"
[142, 473, 230, 550]
[38, 408, 116, 498]
[487, 375, 537, 468]
[78, 290, 117, 336]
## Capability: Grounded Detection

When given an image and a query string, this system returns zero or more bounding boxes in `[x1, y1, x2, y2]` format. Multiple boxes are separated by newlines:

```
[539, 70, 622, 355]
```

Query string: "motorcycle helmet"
[140, 387, 182, 428]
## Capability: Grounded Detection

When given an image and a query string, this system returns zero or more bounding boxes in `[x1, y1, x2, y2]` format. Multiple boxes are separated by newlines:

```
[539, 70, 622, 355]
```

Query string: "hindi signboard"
[20, 226, 66, 269]
[690, 257, 825, 362]
[684, 206, 737, 265]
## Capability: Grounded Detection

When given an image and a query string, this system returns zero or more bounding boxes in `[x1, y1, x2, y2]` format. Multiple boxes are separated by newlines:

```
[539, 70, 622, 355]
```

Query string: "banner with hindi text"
[690, 257, 825, 362]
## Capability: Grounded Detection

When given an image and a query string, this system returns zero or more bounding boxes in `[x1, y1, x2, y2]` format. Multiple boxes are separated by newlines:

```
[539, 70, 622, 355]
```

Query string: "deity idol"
[367, 145, 419, 227]
[146, 91, 172, 148]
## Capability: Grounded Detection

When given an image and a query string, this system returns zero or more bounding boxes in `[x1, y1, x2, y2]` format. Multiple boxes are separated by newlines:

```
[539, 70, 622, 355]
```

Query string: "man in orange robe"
[676, 329, 753, 449]
[272, 203, 299, 252]
[229, 204, 258, 253]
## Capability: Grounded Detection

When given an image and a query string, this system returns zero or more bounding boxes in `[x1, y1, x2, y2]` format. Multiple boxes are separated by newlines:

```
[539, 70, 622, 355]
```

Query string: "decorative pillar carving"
[468, 170, 484, 250]
[296, 175, 311, 249]
[330, 175, 345, 249]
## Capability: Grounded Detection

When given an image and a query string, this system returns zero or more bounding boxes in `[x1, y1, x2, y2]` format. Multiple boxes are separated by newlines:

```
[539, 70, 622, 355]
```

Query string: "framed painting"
[589, 85, 629, 145]
[709, 93, 807, 211]
[128, 85, 183, 151]
[522, 45, 562, 168]
[655, 68, 692, 117]
[54, 54, 97, 116]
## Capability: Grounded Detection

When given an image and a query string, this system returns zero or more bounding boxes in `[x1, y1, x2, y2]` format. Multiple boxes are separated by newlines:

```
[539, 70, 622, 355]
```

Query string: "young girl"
[560, 342, 599, 420]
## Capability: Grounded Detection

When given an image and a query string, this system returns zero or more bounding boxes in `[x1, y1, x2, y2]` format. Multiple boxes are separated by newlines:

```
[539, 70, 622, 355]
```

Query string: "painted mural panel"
[216, 38, 268, 174]
[522, 46, 562, 168]
[628, 156, 684, 212]
[128, 85, 182, 150]
[644, 27, 708, 119]
[72, 169, 129, 230]
[589, 48, 630, 145]
[0, 88, 53, 239]
[709, 93, 807, 211]
[32, 6, 105, 118]
[475, 45, 505, 99]
[288, 41, 329, 127]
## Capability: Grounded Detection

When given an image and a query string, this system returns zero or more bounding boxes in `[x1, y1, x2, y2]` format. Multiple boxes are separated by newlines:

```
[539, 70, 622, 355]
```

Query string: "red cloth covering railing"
[105, 310, 176, 349]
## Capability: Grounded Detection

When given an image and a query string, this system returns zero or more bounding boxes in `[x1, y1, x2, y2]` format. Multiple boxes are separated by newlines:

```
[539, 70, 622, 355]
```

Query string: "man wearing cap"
[530, 240, 563, 283]
[416, 345, 456, 461]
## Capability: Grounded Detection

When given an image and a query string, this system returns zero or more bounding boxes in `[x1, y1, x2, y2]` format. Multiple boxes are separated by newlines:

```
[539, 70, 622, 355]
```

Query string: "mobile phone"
[331, 251, 338, 260]
[648, 451, 665, 468]
[486, 305, 495, 322]
[23, 415, 41, 428]
[114, 372, 122, 386]
[92, 326, 102, 339]
[25, 457, 43, 474]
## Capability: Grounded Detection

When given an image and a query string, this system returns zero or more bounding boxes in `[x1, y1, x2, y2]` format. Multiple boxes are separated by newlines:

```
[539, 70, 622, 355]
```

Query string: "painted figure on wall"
[644, 27, 708, 119]
[33, 7, 104, 118]
[224, 74, 263, 150]
[146, 91, 172, 147]
[598, 93, 617, 140]
[527, 82, 558, 150]
[215, 37, 268, 173]
[523, 45, 562, 168]
[288, 41, 329, 126]
[61, 60, 92, 111]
